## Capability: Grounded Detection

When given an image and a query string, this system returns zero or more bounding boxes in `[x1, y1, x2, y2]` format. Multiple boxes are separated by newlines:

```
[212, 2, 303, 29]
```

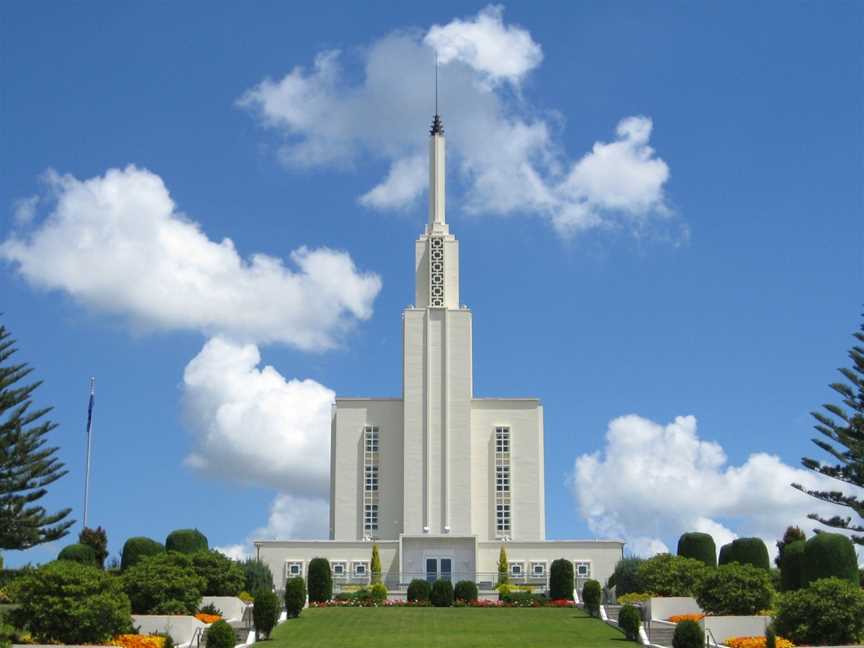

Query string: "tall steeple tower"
[403, 112, 473, 537]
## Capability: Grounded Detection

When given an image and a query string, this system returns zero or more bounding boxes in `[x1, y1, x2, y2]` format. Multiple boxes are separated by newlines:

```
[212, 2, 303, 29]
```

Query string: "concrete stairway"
[644, 621, 677, 647]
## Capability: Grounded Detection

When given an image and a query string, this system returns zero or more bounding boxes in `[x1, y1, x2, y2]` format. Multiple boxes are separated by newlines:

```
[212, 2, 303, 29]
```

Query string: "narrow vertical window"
[495, 426, 511, 537]
[429, 236, 445, 307]
[363, 425, 380, 534]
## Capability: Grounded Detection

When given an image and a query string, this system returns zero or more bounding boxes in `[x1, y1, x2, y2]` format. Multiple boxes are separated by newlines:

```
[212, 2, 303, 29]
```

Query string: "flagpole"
[84, 377, 95, 529]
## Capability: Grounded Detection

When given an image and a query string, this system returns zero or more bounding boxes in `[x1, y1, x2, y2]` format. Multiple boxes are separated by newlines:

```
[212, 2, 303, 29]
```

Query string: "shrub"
[407, 578, 431, 602]
[765, 625, 776, 648]
[774, 577, 864, 645]
[617, 592, 652, 604]
[802, 532, 859, 586]
[718, 543, 732, 566]
[369, 582, 388, 604]
[205, 620, 234, 648]
[696, 563, 773, 616]
[677, 532, 716, 567]
[284, 576, 306, 618]
[618, 604, 641, 641]
[775, 526, 806, 568]
[165, 528, 209, 554]
[122, 551, 205, 614]
[238, 590, 253, 603]
[430, 579, 454, 607]
[252, 587, 280, 639]
[672, 620, 704, 648]
[779, 540, 805, 591]
[636, 554, 708, 597]
[454, 580, 478, 603]
[497, 546, 508, 585]
[718, 538, 770, 570]
[78, 527, 109, 569]
[307, 557, 332, 603]
[58, 543, 97, 566]
[199, 602, 223, 615]
[8, 560, 131, 644]
[581, 579, 601, 617]
[371, 544, 382, 584]
[192, 550, 245, 596]
[239, 558, 273, 594]
[501, 591, 534, 607]
[121, 537, 164, 570]
[549, 558, 574, 600]
[612, 557, 645, 596]
[154, 599, 189, 615]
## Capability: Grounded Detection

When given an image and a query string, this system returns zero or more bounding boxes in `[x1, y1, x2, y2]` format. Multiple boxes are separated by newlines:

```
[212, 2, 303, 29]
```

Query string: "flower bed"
[667, 613, 705, 623]
[195, 612, 222, 624]
[310, 598, 575, 609]
[725, 636, 794, 648]
[112, 635, 166, 648]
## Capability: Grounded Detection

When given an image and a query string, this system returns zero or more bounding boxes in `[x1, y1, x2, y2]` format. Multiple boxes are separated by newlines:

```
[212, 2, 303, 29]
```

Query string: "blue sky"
[2, 2, 862, 566]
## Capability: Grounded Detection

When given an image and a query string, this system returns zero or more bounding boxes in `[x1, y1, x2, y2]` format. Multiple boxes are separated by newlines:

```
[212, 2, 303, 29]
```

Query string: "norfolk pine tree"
[0, 324, 73, 550]
[793, 314, 864, 545]
[497, 546, 508, 585]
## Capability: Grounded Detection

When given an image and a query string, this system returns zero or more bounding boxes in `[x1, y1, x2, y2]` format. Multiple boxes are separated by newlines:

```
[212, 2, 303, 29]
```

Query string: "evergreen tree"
[79, 526, 109, 569]
[497, 545, 508, 585]
[793, 314, 864, 545]
[774, 526, 805, 568]
[0, 324, 73, 550]
[370, 543, 382, 584]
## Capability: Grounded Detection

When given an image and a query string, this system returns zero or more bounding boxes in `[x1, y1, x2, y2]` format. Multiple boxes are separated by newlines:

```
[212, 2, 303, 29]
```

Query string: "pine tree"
[497, 545, 508, 585]
[793, 314, 864, 545]
[0, 324, 73, 550]
[370, 543, 382, 584]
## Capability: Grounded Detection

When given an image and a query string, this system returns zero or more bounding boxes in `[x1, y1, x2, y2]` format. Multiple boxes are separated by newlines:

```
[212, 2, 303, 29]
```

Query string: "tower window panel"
[494, 426, 512, 537]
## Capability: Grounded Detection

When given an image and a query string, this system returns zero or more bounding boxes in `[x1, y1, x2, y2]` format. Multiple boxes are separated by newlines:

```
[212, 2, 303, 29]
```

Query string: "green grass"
[268, 606, 628, 647]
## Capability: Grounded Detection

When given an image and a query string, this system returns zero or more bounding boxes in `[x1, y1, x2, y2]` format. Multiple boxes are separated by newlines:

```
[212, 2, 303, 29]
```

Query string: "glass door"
[425, 557, 453, 582]
[440, 558, 452, 582]
[426, 558, 438, 583]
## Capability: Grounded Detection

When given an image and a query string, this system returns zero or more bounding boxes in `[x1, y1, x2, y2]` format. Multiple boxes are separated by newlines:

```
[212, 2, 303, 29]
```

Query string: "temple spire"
[428, 117, 446, 228]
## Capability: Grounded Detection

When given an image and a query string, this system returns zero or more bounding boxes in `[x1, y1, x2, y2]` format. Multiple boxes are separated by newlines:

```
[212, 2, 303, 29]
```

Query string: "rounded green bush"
[611, 557, 644, 597]
[205, 620, 234, 648]
[718, 538, 769, 570]
[430, 578, 454, 607]
[8, 561, 131, 644]
[284, 576, 305, 618]
[191, 550, 245, 596]
[252, 587, 280, 639]
[369, 582, 388, 604]
[454, 580, 478, 602]
[165, 528, 208, 554]
[58, 543, 97, 566]
[407, 578, 431, 602]
[802, 532, 858, 586]
[696, 563, 773, 616]
[774, 577, 864, 645]
[677, 532, 716, 567]
[121, 537, 164, 571]
[307, 557, 332, 603]
[672, 620, 704, 648]
[121, 551, 205, 614]
[618, 604, 641, 641]
[636, 554, 708, 597]
[549, 558, 574, 600]
[780, 540, 805, 591]
[581, 579, 601, 617]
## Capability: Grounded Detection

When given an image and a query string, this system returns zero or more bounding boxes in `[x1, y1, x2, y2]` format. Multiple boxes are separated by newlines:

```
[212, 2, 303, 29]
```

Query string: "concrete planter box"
[701, 616, 770, 646]
[647, 596, 701, 621]
[130, 616, 206, 647]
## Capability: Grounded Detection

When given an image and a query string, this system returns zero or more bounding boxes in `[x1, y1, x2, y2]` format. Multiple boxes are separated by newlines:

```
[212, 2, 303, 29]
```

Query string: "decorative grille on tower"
[429, 236, 445, 307]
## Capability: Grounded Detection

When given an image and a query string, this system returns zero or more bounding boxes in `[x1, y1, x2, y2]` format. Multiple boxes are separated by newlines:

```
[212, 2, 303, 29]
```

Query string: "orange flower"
[668, 613, 705, 623]
[195, 612, 222, 624]
[112, 635, 165, 648]
[725, 636, 794, 648]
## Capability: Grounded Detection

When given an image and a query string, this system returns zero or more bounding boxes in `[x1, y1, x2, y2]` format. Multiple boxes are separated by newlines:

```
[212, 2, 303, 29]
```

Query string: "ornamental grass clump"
[618, 604, 641, 641]
[672, 620, 704, 648]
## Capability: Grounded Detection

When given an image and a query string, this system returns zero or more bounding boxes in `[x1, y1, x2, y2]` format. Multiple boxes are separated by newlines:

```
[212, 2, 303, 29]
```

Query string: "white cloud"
[182, 336, 333, 497]
[238, 6, 674, 238]
[0, 166, 381, 351]
[213, 544, 249, 561]
[570, 414, 861, 559]
[424, 5, 542, 85]
[13, 195, 39, 225]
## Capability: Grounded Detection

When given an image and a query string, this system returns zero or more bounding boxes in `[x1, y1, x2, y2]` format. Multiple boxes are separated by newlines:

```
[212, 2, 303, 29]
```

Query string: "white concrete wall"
[403, 308, 425, 535]
[331, 399, 403, 541]
[130, 617, 205, 646]
[444, 308, 472, 535]
[471, 400, 544, 541]
[256, 540, 399, 591]
[477, 540, 623, 588]
[702, 616, 771, 644]
[198, 596, 247, 622]
[401, 536, 475, 584]
[648, 597, 702, 621]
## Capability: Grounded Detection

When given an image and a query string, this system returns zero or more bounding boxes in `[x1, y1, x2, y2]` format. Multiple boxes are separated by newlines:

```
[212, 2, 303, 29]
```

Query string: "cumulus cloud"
[12, 195, 39, 225]
[570, 414, 860, 559]
[238, 6, 674, 237]
[182, 336, 333, 497]
[0, 165, 382, 351]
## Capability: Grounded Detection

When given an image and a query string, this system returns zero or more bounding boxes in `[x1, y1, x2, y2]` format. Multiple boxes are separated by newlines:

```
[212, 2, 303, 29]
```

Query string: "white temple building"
[255, 113, 624, 595]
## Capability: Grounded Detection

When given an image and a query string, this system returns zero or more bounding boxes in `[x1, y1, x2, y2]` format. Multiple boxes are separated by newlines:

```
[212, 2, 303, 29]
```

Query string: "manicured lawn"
[268, 606, 627, 647]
